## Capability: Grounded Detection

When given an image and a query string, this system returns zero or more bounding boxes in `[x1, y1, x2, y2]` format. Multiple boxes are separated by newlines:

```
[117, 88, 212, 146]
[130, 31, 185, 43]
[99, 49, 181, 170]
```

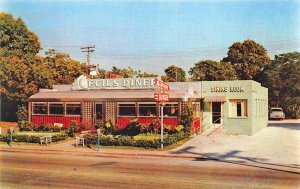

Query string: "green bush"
[83, 132, 189, 149]
[0, 133, 68, 143]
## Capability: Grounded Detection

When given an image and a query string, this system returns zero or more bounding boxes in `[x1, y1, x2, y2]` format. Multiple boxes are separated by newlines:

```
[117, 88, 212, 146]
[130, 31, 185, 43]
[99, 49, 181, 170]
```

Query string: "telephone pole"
[81, 45, 95, 74]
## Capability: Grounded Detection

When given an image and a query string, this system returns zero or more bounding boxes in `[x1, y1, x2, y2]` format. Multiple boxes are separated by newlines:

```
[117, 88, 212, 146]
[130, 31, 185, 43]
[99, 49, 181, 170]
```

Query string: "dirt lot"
[0, 122, 18, 134]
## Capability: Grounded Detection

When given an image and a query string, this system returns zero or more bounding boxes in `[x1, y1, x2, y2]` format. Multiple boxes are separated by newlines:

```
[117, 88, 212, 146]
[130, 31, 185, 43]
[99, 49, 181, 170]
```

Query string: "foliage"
[189, 60, 237, 81]
[258, 52, 300, 118]
[175, 125, 184, 132]
[83, 131, 189, 149]
[67, 120, 77, 137]
[118, 119, 140, 136]
[180, 104, 194, 134]
[162, 65, 186, 82]
[0, 133, 68, 143]
[111, 66, 158, 78]
[16, 106, 28, 129]
[0, 13, 40, 58]
[44, 49, 85, 85]
[222, 39, 270, 80]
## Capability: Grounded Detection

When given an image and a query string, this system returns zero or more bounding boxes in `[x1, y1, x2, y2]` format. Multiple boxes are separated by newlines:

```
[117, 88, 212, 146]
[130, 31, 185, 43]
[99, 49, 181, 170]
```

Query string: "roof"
[30, 82, 202, 100]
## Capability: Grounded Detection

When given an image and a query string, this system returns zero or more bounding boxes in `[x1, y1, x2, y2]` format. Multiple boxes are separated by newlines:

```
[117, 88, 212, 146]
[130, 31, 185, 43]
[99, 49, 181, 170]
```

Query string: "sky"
[1, 0, 300, 75]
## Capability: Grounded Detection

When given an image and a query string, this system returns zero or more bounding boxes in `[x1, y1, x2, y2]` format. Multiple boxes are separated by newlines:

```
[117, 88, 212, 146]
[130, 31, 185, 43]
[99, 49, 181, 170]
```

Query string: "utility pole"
[81, 45, 95, 74]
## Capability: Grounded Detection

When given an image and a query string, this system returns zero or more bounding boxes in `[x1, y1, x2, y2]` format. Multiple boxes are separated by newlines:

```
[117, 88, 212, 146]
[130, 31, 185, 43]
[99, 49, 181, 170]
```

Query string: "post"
[9, 127, 13, 147]
[160, 104, 164, 149]
[97, 128, 100, 152]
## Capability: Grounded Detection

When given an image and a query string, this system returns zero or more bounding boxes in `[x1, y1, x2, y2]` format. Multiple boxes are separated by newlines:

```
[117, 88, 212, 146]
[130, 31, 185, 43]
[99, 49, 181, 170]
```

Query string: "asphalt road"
[1, 151, 299, 189]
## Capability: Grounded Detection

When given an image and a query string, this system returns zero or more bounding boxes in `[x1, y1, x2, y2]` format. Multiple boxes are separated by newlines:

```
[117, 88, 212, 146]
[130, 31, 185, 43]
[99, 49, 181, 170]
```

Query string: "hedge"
[84, 132, 190, 149]
[0, 133, 69, 143]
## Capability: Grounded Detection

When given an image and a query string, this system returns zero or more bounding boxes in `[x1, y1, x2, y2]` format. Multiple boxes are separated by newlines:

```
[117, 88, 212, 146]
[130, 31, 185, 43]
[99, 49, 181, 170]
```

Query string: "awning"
[204, 96, 226, 102]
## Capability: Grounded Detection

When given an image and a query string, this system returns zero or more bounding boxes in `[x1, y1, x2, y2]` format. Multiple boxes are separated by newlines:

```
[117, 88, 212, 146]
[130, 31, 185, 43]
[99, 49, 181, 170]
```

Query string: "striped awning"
[204, 96, 226, 102]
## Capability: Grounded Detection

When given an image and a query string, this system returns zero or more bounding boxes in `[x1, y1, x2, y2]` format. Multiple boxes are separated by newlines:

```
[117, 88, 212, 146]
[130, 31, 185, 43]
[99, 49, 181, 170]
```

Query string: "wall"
[201, 80, 268, 135]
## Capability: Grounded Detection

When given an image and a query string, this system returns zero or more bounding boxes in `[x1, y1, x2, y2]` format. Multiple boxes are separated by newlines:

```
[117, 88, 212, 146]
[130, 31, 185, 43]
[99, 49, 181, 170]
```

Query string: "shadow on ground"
[171, 146, 300, 175]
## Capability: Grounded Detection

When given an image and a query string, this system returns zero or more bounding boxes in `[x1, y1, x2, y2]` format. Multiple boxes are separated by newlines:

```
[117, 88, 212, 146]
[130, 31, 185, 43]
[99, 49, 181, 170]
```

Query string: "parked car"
[269, 107, 285, 120]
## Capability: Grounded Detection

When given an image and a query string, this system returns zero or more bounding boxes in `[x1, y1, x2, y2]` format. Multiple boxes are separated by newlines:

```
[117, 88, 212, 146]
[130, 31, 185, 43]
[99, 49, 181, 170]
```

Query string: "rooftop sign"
[73, 75, 157, 90]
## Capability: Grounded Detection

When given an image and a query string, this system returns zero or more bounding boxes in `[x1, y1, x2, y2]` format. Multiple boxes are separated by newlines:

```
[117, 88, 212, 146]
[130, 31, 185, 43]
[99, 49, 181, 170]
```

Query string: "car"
[269, 107, 285, 120]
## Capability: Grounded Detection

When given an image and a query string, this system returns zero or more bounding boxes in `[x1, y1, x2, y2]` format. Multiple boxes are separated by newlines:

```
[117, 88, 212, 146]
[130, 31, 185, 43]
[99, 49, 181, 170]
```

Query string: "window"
[66, 103, 81, 115]
[160, 103, 178, 117]
[49, 103, 64, 115]
[32, 103, 47, 115]
[192, 102, 201, 118]
[229, 99, 247, 117]
[118, 103, 136, 116]
[138, 103, 157, 117]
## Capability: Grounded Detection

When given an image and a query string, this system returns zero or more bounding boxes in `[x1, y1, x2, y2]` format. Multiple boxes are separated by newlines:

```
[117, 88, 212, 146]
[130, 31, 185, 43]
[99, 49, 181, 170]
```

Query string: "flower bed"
[84, 132, 190, 149]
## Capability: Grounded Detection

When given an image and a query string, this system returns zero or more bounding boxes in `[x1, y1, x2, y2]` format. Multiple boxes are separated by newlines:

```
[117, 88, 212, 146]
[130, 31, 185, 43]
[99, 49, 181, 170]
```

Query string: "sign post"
[160, 104, 164, 149]
[9, 127, 13, 147]
[154, 78, 170, 149]
[97, 128, 101, 152]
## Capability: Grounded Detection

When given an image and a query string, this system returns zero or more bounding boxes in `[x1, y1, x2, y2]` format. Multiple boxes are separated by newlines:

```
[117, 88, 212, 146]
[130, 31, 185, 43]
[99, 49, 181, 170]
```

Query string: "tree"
[258, 52, 300, 118]
[189, 60, 237, 81]
[0, 13, 40, 58]
[0, 13, 49, 121]
[44, 49, 85, 85]
[162, 65, 186, 82]
[111, 66, 158, 78]
[222, 39, 270, 80]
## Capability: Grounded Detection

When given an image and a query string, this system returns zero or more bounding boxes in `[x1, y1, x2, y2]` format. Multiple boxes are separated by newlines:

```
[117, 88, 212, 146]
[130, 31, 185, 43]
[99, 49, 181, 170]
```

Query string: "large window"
[160, 103, 179, 117]
[118, 103, 136, 116]
[32, 103, 47, 115]
[49, 103, 64, 115]
[138, 103, 157, 117]
[229, 99, 247, 117]
[66, 103, 81, 115]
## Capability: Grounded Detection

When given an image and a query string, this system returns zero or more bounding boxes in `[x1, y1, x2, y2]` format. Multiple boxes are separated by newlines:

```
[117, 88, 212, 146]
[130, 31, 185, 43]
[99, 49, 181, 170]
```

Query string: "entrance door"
[94, 103, 103, 125]
[212, 102, 221, 124]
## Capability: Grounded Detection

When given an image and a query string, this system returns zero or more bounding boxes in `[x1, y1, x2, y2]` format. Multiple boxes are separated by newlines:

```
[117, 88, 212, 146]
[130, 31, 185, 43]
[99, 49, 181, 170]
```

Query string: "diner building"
[28, 76, 268, 135]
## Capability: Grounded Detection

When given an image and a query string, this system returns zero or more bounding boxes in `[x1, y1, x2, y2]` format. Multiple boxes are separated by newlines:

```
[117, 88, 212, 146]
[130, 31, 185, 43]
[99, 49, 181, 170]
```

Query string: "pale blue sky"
[1, 0, 300, 74]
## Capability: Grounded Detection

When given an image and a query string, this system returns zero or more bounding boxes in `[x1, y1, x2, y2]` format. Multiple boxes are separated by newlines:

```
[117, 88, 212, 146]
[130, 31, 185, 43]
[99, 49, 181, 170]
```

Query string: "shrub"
[134, 139, 160, 149]
[181, 104, 194, 134]
[67, 120, 77, 137]
[0, 133, 69, 143]
[83, 132, 189, 149]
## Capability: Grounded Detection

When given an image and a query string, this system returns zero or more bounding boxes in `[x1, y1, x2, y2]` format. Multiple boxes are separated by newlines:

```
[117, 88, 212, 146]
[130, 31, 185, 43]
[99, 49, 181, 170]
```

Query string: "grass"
[133, 134, 160, 141]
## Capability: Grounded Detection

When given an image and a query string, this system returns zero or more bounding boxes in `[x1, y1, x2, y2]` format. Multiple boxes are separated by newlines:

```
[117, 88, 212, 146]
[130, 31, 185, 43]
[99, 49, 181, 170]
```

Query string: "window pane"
[49, 103, 64, 115]
[66, 104, 81, 115]
[139, 104, 156, 116]
[162, 103, 178, 117]
[237, 102, 242, 116]
[33, 103, 47, 115]
[118, 104, 136, 116]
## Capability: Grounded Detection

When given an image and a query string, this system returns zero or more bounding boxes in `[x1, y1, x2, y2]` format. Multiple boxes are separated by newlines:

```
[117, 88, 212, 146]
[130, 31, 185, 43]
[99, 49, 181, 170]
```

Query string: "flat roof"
[30, 82, 201, 100]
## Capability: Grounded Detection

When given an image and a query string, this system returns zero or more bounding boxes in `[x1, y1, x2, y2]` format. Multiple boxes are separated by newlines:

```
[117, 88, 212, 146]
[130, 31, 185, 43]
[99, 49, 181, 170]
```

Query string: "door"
[94, 103, 103, 125]
[212, 102, 221, 124]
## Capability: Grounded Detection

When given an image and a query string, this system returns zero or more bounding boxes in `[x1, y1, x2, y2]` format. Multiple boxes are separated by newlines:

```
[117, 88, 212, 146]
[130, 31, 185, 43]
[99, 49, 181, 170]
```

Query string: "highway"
[1, 150, 299, 188]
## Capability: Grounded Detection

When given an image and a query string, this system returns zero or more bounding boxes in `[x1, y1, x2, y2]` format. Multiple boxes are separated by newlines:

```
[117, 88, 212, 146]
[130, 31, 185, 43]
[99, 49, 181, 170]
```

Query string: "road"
[1, 151, 299, 189]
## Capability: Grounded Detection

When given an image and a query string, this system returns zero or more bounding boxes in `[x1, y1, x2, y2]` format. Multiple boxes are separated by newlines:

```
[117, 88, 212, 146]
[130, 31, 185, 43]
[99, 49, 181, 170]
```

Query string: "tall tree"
[189, 60, 237, 81]
[0, 13, 47, 121]
[0, 13, 40, 58]
[44, 49, 85, 85]
[162, 65, 186, 82]
[111, 66, 157, 78]
[258, 52, 300, 118]
[222, 39, 270, 80]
